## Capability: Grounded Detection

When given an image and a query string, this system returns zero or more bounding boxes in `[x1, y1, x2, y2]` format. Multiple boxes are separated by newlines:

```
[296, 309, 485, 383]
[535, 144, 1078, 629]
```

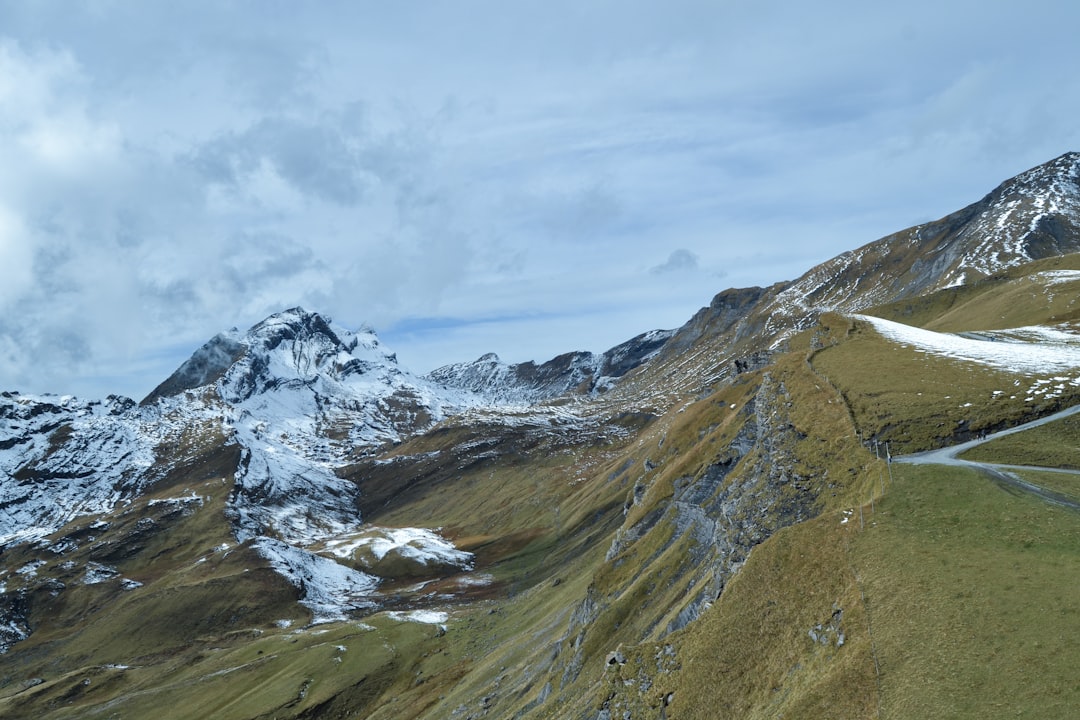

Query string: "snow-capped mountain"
[633, 152, 1080, 395]
[0, 393, 150, 548]
[766, 151, 1080, 319]
[0, 308, 493, 624]
[428, 328, 676, 403]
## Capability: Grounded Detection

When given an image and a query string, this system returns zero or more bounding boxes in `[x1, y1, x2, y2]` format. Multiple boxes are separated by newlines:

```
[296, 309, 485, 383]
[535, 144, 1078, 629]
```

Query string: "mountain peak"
[988, 151, 1080, 204]
[246, 307, 355, 351]
[429, 328, 675, 403]
[142, 308, 395, 405]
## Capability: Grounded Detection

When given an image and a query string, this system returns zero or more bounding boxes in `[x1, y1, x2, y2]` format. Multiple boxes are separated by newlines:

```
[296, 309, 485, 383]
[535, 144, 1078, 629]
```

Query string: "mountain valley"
[2, 153, 1080, 719]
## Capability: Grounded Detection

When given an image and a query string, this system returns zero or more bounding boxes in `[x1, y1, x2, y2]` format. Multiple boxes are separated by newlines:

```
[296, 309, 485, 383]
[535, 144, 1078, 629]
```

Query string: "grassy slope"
[868, 253, 1080, 332]
[852, 463, 1080, 719]
[5, 256, 1080, 719]
[811, 313, 1080, 453]
[817, 264, 1080, 718]
[1006, 468, 1080, 503]
[527, 324, 886, 719]
[593, 274, 1080, 720]
[960, 412, 1080, 470]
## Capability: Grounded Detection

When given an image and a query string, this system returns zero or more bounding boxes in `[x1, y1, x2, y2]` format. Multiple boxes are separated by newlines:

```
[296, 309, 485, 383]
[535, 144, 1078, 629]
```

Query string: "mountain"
[630, 151, 1080, 397]
[2, 153, 1080, 719]
[428, 328, 676, 403]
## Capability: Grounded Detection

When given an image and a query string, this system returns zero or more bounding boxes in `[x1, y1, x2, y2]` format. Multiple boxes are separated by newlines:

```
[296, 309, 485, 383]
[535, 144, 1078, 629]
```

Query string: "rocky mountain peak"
[990, 151, 1080, 201]
[218, 307, 397, 405]
[747, 152, 1080, 327]
[944, 151, 1080, 281]
[142, 307, 399, 406]
[244, 306, 375, 358]
[428, 328, 675, 404]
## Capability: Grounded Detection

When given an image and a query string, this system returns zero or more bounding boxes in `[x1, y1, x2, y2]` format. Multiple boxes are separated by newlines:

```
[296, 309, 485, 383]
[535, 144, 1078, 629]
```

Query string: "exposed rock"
[605, 648, 627, 667]
[428, 328, 676, 403]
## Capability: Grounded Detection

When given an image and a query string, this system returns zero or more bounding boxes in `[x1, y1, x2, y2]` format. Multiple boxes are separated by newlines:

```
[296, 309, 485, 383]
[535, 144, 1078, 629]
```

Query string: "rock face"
[428, 328, 676, 403]
[660, 373, 817, 633]
[141, 332, 245, 405]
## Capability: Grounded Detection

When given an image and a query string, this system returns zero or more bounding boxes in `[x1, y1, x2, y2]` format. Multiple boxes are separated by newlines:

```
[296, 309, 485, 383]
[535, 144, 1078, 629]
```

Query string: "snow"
[452, 573, 494, 588]
[83, 562, 119, 584]
[215, 308, 490, 548]
[853, 315, 1080, 375]
[953, 153, 1080, 277]
[0, 619, 29, 654]
[943, 272, 966, 289]
[0, 308, 593, 628]
[147, 493, 204, 508]
[385, 610, 449, 626]
[252, 537, 379, 624]
[1035, 270, 1080, 285]
[16, 560, 45, 577]
[0, 394, 159, 547]
[324, 527, 473, 569]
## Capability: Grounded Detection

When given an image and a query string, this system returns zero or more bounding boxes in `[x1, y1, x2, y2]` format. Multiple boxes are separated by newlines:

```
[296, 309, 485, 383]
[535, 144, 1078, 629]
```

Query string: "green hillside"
[3, 250, 1080, 719]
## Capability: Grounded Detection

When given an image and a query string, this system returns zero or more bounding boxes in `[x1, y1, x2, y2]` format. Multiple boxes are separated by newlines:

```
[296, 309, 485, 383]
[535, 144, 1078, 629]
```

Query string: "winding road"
[894, 403, 1080, 510]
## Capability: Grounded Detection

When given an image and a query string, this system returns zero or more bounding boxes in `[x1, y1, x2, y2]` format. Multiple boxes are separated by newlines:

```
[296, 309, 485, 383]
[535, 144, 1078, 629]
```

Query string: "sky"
[2, 1, 1080, 401]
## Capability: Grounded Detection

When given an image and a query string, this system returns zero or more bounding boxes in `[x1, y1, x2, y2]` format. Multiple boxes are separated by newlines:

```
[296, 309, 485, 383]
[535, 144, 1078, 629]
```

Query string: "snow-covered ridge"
[853, 314, 1080, 374]
[752, 153, 1080, 350]
[167, 308, 491, 621]
[944, 151, 1080, 283]
[0, 393, 160, 547]
[428, 327, 676, 403]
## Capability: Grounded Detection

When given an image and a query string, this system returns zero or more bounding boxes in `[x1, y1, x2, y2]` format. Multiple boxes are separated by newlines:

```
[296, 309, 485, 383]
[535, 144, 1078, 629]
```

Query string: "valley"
[1, 153, 1079, 718]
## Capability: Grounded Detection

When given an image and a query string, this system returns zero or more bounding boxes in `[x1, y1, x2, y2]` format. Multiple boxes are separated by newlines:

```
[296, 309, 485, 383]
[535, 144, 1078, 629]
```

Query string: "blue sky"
[1, 1, 1079, 400]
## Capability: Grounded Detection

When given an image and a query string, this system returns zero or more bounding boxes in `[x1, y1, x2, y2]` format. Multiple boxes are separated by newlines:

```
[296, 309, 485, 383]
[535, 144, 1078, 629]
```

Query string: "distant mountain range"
[2, 152, 1079, 719]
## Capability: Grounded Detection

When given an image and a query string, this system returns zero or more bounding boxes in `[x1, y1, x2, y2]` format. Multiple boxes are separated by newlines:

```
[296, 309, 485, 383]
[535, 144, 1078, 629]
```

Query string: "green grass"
[868, 253, 1080, 332]
[0, 615, 450, 720]
[656, 514, 878, 720]
[811, 314, 1078, 453]
[1006, 468, 1080, 503]
[852, 463, 1080, 719]
[960, 412, 1080, 470]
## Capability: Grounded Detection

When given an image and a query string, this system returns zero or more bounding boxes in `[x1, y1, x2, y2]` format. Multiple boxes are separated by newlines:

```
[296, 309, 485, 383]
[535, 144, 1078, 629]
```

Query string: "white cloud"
[651, 249, 699, 275]
[0, 205, 33, 306]
[0, 3, 1078, 398]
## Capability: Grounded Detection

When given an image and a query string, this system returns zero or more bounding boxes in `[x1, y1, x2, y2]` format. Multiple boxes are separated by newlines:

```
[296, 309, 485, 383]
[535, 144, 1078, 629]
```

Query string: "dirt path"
[894, 403, 1080, 510]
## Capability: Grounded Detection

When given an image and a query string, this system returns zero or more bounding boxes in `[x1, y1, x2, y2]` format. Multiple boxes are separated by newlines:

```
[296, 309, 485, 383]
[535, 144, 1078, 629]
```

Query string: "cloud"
[650, 248, 699, 275]
[0, 3, 1079, 398]
[191, 116, 370, 206]
[0, 205, 34, 306]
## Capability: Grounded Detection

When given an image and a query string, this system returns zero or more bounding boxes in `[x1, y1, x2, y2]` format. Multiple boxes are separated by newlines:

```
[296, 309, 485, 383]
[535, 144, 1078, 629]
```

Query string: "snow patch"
[324, 527, 473, 570]
[16, 561, 45, 577]
[854, 315, 1080, 375]
[252, 537, 378, 624]
[83, 562, 119, 585]
[385, 609, 449, 627]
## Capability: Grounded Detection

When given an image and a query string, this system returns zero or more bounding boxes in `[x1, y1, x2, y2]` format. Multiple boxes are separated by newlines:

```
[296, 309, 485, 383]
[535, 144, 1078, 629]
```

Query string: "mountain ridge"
[2, 152, 1080, 719]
